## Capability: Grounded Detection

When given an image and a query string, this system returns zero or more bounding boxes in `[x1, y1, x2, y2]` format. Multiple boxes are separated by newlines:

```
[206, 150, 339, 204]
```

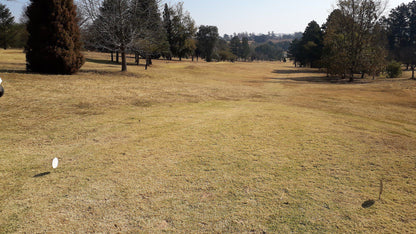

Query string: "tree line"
[288, 0, 416, 81]
[0, 3, 27, 49]
[223, 32, 302, 44]
[3, 0, 415, 77]
[1, 0, 294, 74]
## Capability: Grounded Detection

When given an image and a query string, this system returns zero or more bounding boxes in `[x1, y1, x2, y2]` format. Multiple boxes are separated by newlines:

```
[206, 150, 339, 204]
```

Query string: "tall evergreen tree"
[26, 0, 84, 74]
[300, 21, 324, 68]
[241, 37, 250, 61]
[0, 3, 15, 49]
[229, 36, 241, 58]
[162, 3, 196, 61]
[162, 3, 173, 59]
[288, 38, 301, 67]
[287, 21, 323, 67]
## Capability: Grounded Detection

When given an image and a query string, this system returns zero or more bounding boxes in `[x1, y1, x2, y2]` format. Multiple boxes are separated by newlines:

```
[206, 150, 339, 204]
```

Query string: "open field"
[1, 49, 416, 232]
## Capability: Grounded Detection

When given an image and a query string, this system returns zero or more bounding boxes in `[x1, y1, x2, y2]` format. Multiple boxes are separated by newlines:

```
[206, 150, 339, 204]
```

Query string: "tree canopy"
[385, 1, 416, 78]
[196, 25, 219, 62]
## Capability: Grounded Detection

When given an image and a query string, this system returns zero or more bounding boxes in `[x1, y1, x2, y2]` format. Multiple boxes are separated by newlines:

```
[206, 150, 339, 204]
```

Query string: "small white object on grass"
[52, 157, 59, 169]
[0, 77, 2, 85]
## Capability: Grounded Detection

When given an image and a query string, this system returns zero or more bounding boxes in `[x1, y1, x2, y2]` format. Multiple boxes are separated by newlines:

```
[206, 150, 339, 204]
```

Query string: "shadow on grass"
[86, 58, 118, 65]
[79, 69, 148, 78]
[0, 69, 27, 74]
[268, 76, 373, 84]
[269, 76, 341, 83]
[261, 69, 375, 84]
[33, 172, 50, 178]
[86, 58, 146, 67]
[362, 200, 375, 208]
[273, 69, 323, 74]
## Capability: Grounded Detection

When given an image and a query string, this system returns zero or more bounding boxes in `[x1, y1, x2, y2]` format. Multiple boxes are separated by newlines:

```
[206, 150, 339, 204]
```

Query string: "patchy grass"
[0, 49, 415, 232]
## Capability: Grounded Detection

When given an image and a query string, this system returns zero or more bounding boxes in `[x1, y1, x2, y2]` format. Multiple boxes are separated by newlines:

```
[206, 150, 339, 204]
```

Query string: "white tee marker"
[52, 157, 59, 169]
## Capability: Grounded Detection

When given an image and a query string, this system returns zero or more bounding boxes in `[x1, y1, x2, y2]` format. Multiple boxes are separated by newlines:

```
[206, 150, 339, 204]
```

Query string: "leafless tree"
[76, 0, 165, 71]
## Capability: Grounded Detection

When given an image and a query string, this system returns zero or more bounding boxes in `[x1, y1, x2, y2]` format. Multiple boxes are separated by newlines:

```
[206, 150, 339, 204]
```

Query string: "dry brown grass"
[1, 49, 416, 232]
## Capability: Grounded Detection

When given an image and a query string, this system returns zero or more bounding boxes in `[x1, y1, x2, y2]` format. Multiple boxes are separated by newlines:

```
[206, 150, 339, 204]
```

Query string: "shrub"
[386, 61, 402, 78]
[218, 50, 237, 62]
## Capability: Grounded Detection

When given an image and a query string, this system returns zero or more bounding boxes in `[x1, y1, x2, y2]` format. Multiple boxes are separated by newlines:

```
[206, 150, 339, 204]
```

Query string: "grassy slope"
[0, 50, 415, 232]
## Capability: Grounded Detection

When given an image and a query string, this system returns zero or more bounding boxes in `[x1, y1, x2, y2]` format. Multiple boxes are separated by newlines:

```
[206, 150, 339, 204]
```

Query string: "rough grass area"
[1, 49, 415, 232]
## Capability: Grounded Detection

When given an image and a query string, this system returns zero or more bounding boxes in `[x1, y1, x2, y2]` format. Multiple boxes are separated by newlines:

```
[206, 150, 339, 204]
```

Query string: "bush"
[218, 50, 237, 62]
[386, 61, 402, 78]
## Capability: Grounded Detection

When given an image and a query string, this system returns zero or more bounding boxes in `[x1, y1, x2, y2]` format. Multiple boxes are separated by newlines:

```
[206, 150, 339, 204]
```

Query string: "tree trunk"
[412, 65, 415, 79]
[111, 52, 114, 62]
[135, 53, 139, 65]
[121, 48, 127, 72]
[116, 51, 119, 63]
[145, 55, 149, 70]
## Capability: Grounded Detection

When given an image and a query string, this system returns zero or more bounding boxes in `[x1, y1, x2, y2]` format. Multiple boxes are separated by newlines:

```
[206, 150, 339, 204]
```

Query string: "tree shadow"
[267, 68, 373, 84]
[79, 69, 118, 75]
[33, 172, 50, 177]
[270, 76, 374, 84]
[85, 58, 118, 65]
[0, 69, 27, 74]
[269, 76, 341, 83]
[86, 58, 146, 67]
[273, 69, 324, 74]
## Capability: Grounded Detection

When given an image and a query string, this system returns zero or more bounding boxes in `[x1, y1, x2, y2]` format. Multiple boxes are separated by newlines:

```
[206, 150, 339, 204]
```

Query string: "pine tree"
[134, 0, 169, 67]
[386, 1, 416, 79]
[241, 37, 250, 61]
[26, 0, 84, 74]
[300, 21, 324, 68]
[162, 3, 196, 61]
[0, 3, 15, 49]
[163, 3, 173, 60]
[230, 36, 241, 58]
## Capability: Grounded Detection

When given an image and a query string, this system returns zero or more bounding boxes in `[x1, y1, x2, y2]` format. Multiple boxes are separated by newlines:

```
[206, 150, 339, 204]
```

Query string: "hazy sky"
[3, 0, 415, 35]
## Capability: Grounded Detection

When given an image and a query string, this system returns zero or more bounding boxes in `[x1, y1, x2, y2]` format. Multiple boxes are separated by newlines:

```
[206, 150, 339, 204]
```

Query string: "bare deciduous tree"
[76, 0, 165, 71]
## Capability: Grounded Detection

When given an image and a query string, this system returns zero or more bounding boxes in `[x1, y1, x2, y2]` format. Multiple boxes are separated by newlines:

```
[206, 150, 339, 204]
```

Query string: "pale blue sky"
[3, 0, 415, 35]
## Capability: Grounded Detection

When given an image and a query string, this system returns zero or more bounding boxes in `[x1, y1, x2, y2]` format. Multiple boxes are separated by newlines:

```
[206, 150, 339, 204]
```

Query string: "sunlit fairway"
[1, 49, 415, 232]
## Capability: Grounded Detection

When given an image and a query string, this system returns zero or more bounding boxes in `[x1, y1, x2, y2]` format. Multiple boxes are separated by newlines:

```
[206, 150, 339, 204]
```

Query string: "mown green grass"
[1, 49, 415, 232]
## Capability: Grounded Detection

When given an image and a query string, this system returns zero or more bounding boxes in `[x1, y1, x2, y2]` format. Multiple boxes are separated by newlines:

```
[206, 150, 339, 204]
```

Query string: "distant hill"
[221, 32, 302, 44]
